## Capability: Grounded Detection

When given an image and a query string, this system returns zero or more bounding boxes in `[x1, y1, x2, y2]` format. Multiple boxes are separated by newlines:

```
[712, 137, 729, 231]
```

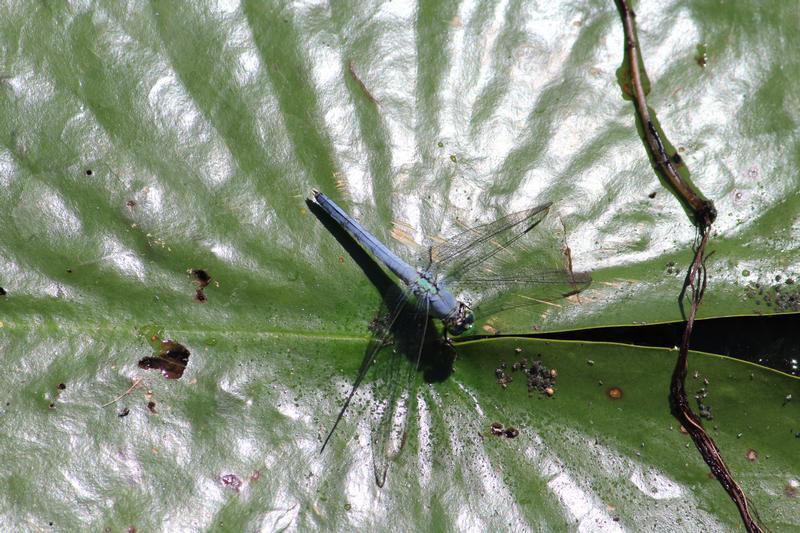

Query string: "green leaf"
[1, 0, 798, 530]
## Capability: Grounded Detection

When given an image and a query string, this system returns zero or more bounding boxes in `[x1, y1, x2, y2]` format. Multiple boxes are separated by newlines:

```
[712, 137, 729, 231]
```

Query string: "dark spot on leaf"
[57, 383, 66, 390]
[745, 449, 758, 462]
[490, 422, 504, 436]
[504, 427, 519, 438]
[0, 287, 6, 296]
[344, 503, 352, 511]
[648, 191, 656, 199]
[191, 269, 211, 288]
[126, 199, 136, 208]
[607, 387, 622, 399]
[138, 340, 190, 379]
[85, 169, 93, 176]
[221, 474, 242, 492]
[147, 401, 157, 413]
[66, 268, 72, 273]
[49, 403, 55, 409]
[190, 269, 211, 302]
[671, 153, 683, 165]
[118, 407, 130, 417]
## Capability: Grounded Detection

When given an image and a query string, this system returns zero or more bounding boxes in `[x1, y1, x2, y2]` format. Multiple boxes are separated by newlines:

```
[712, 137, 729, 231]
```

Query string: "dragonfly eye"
[446, 305, 474, 336]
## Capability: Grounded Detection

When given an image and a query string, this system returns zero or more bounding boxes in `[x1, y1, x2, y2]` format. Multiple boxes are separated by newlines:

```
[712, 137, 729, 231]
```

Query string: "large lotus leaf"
[1, 0, 798, 531]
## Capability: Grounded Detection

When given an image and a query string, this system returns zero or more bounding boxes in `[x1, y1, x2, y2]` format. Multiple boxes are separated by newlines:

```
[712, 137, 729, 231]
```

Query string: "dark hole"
[190, 269, 211, 288]
[57, 383, 66, 390]
[138, 340, 190, 379]
[0, 287, 6, 296]
[147, 401, 157, 413]
[118, 407, 130, 417]
[648, 191, 657, 199]
[85, 169, 93, 176]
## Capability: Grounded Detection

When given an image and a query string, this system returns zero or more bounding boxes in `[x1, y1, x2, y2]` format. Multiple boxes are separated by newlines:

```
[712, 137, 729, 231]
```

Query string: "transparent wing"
[369, 296, 430, 487]
[320, 284, 431, 488]
[441, 212, 592, 330]
[320, 285, 410, 454]
[467, 269, 591, 326]
[426, 204, 551, 280]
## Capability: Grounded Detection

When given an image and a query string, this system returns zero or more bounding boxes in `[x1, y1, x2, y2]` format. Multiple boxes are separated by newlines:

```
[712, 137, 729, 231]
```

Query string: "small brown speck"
[745, 449, 758, 462]
[607, 387, 622, 400]
[221, 474, 242, 492]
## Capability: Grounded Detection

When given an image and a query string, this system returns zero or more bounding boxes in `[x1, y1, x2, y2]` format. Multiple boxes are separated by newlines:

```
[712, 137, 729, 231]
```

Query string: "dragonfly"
[311, 189, 589, 486]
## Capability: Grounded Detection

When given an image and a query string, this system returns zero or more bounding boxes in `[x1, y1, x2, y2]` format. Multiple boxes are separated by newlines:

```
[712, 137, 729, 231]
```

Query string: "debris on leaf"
[489, 422, 519, 439]
[221, 474, 242, 492]
[138, 340, 190, 379]
[190, 269, 212, 303]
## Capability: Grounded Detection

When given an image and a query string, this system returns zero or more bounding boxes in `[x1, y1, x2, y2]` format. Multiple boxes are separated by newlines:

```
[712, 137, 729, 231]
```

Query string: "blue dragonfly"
[311, 189, 589, 486]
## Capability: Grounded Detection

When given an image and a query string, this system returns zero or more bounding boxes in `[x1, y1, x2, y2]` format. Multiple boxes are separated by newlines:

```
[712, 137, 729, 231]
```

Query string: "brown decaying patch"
[138, 340, 190, 379]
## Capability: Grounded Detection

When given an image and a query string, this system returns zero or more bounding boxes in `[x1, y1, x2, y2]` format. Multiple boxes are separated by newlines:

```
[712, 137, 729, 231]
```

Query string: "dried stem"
[616, 1, 761, 530]
[617, 0, 716, 227]
[101, 377, 143, 408]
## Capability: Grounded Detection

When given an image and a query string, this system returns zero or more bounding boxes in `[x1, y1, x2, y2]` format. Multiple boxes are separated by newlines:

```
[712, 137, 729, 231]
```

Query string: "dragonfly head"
[445, 303, 474, 336]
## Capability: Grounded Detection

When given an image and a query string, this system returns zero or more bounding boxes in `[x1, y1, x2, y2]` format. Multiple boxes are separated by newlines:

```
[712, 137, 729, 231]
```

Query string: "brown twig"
[559, 217, 581, 303]
[101, 377, 143, 408]
[670, 230, 762, 533]
[616, 2, 761, 531]
[617, 0, 716, 227]
[348, 60, 379, 106]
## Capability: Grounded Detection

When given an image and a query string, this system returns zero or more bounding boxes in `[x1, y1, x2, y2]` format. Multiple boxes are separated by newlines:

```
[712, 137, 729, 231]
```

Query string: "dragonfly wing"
[320, 285, 410, 454]
[449, 237, 591, 329]
[370, 296, 430, 487]
[466, 268, 591, 317]
[427, 204, 551, 279]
